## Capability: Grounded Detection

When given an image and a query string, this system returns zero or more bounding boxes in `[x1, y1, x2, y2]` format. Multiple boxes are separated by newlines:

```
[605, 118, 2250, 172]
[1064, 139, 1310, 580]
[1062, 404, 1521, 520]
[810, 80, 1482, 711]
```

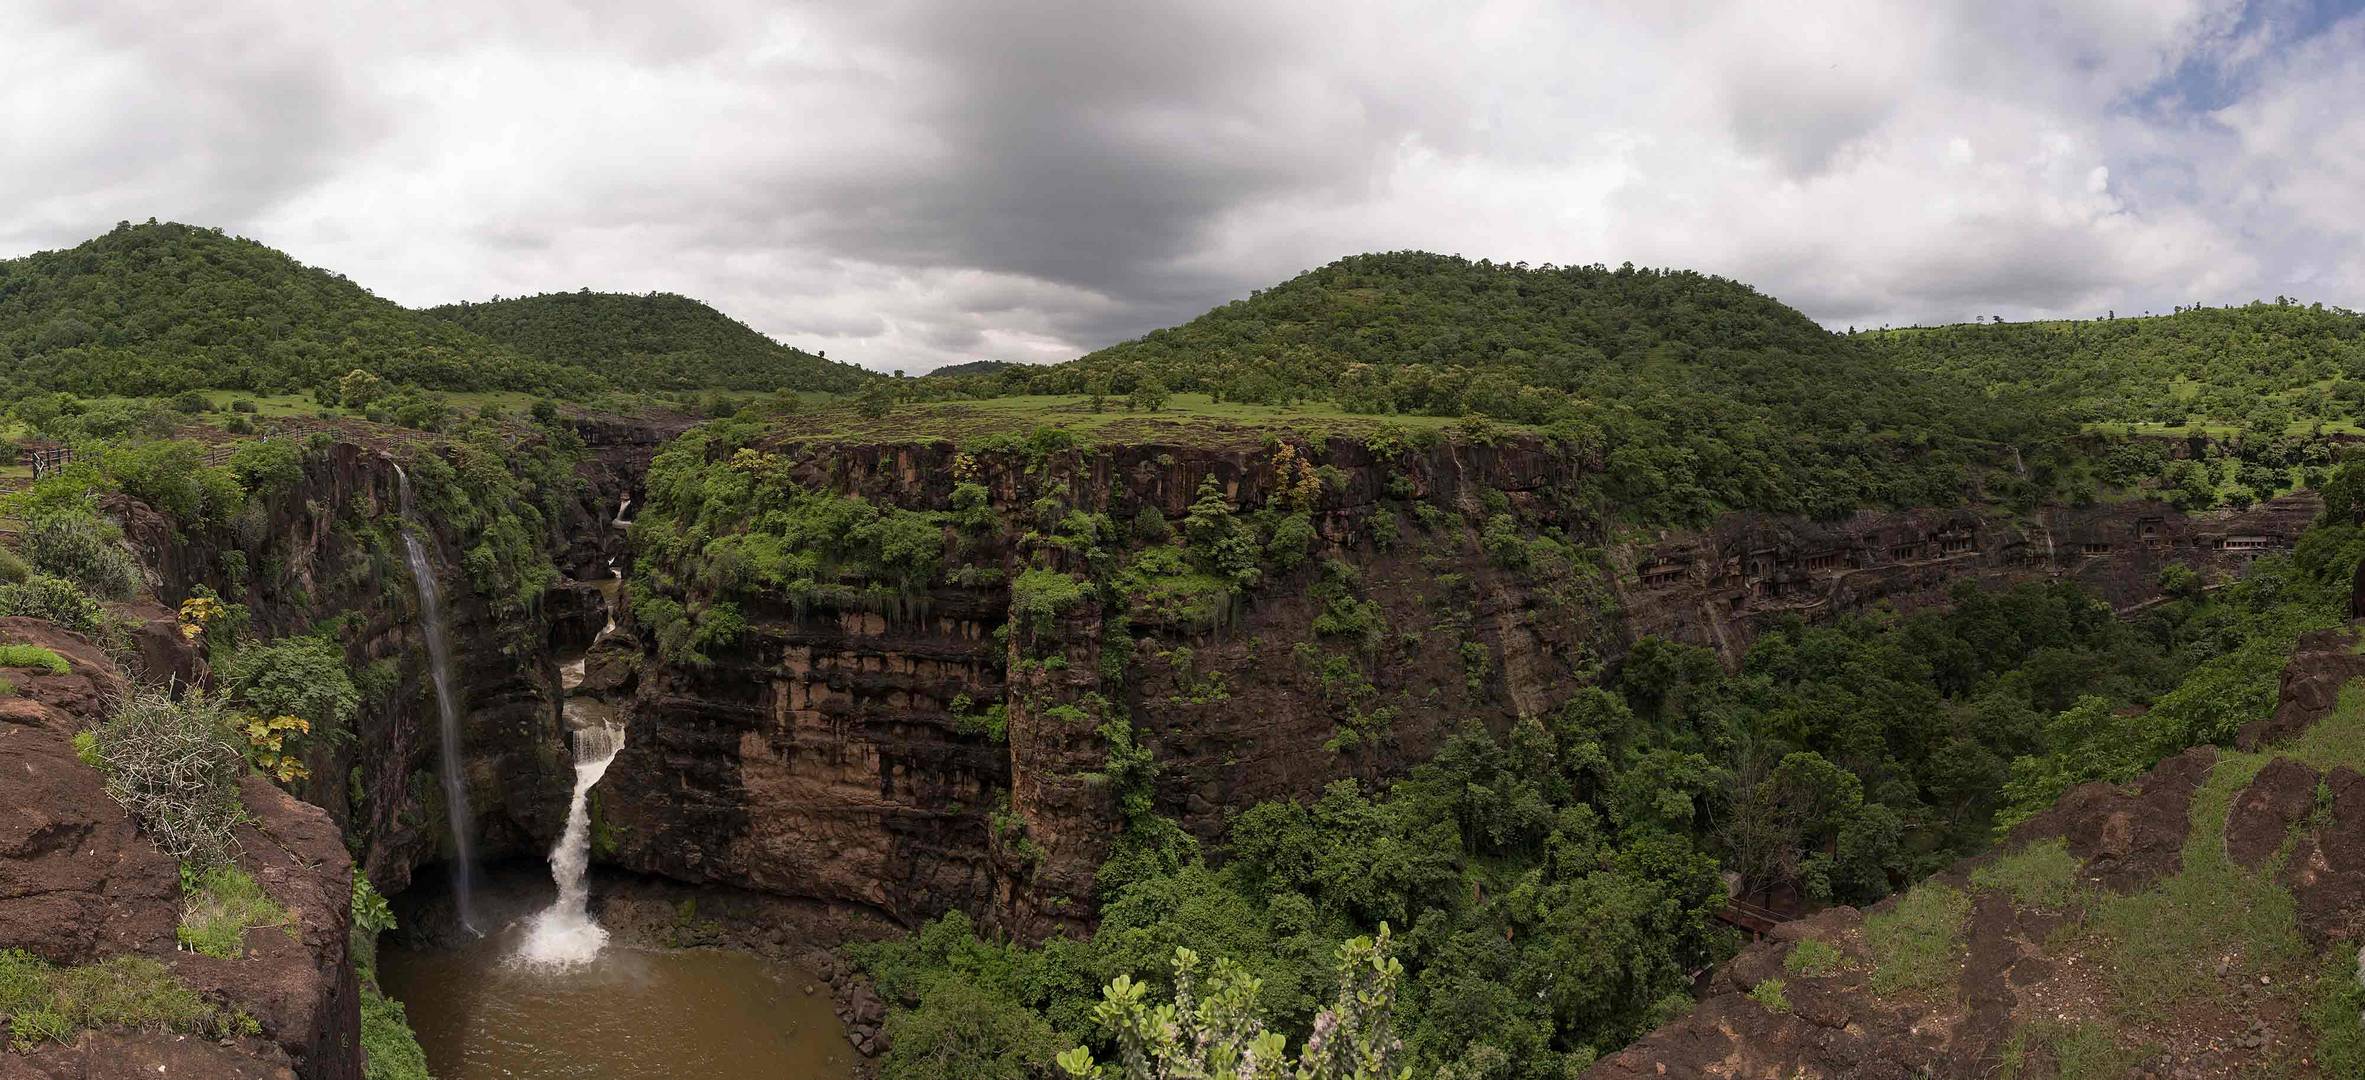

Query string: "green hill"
[949, 251, 2072, 523]
[924, 359, 1020, 379]
[0, 221, 593, 399]
[426, 291, 873, 394]
[1867, 303, 2365, 433]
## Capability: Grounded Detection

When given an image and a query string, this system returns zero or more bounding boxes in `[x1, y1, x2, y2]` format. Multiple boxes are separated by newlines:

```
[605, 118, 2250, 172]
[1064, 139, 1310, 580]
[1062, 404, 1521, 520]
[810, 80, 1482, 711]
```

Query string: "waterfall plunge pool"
[379, 868, 857, 1080]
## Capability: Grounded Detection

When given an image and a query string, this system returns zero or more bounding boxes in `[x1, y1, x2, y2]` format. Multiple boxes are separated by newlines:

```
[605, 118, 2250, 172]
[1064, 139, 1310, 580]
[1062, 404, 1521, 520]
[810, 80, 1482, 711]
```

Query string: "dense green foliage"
[859, 491, 2363, 1077]
[631, 416, 948, 662]
[427, 290, 872, 393]
[0, 222, 592, 398]
[940, 252, 2074, 524]
[1870, 302, 2365, 431]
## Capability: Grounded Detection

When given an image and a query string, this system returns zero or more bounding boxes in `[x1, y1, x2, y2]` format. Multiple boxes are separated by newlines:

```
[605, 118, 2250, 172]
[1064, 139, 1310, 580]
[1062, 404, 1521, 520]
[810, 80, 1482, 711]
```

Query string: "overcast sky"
[5, 0, 2362, 373]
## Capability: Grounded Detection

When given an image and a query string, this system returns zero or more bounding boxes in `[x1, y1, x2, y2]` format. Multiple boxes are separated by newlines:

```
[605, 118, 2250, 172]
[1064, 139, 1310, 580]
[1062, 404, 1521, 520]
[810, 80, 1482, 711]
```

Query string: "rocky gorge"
[3, 409, 2343, 1076]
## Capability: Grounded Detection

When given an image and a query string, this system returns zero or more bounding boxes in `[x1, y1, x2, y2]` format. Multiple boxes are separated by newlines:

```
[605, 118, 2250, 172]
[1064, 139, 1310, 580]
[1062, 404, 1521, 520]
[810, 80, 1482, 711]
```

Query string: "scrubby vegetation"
[87, 686, 246, 867]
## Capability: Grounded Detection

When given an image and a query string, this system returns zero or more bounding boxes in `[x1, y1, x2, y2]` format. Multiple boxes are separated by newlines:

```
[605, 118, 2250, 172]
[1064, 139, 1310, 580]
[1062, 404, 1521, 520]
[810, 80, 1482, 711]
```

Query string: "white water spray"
[392, 462, 481, 934]
[514, 719, 628, 968]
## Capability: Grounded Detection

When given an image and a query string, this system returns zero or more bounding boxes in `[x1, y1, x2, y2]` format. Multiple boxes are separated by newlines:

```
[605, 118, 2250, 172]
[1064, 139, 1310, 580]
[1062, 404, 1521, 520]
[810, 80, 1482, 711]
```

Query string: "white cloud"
[0, 0, 2358, 372]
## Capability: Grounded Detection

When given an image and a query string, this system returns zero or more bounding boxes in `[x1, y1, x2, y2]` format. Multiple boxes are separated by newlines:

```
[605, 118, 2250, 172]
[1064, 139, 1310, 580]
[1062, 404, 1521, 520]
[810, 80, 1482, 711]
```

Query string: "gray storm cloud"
[1, 0, 2359, 372]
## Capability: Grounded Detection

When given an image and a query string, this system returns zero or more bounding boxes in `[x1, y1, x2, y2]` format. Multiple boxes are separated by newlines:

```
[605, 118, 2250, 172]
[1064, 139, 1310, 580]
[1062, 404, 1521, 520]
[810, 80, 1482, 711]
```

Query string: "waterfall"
[515, 720, 628, 968]
[392, 462, 482, 934]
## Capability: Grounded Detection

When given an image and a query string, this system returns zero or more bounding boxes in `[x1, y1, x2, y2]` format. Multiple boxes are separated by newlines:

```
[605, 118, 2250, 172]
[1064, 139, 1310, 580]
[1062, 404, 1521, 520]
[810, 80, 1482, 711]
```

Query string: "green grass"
[0, 644, 69, 675]
[1863, 881, 1970, 994]
[762, 392, 1531, 450]
[0, 948, 258, 1050]
[2082, 418, 2365, 438]
[1970, 838, 2087, 912]
[1782, 939, 1849, 978]
[177, 865, 294, 960]
[1746, 978, 1789, 1013]
[1996, 1020, 2143, 1080]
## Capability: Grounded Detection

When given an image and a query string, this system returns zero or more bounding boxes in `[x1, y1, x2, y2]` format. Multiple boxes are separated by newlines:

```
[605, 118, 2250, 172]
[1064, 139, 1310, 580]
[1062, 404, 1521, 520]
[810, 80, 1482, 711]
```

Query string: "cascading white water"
[393, 462, 481, 934]
[514, 719, 628, 968]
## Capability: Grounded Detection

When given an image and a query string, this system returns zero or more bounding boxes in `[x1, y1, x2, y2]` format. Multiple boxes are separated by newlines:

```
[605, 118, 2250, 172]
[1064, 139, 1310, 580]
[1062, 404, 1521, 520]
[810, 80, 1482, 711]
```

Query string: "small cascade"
[515, 719, 628, 968]
[392, 461, 481, 934]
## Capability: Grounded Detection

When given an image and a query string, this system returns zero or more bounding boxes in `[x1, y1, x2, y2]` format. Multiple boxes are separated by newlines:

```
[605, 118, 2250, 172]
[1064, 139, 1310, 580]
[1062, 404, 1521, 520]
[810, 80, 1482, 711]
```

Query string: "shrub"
[168, 390, 209, 414]
[178, 864, 293, 959]
[0, 949, 256, 1050]
[0, 546, 26, 584]
[93, 687, 245, 867]
[219, 636, 359, 733]
[0, 644, 69, 675]
[0, 575, 114, 641]
[880, 981, 1063, 1080]
[15, 512, 143, 599]
[1010, 569, 1089, 634]
[1747, 978, 1790, 1013]
[227, 438, 306, 496]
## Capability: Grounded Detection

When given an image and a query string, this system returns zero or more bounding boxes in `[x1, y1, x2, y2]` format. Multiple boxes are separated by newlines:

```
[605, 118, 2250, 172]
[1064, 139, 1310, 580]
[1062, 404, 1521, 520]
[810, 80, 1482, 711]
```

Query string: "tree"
[857, 382, 897, 420]
[1128, 377, 1171, 413]
[337, 368, 389, 409]
[1057, 927, 1411, 1080]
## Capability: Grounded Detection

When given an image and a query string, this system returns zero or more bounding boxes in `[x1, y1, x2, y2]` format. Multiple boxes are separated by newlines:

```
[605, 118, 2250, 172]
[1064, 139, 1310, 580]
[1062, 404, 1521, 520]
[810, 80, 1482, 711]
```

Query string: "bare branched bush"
[95, 685, 243, 867]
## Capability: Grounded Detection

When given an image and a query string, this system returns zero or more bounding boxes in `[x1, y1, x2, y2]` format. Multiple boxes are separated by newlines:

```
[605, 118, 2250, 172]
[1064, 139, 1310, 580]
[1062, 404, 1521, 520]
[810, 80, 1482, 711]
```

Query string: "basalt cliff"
[590, 427, 2318, 940]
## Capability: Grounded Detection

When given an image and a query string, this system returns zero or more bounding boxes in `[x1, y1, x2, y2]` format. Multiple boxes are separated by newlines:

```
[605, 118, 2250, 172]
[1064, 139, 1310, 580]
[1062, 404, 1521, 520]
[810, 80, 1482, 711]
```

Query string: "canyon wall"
[600, 430, 2320, 938]
[123, 416, 660, 898]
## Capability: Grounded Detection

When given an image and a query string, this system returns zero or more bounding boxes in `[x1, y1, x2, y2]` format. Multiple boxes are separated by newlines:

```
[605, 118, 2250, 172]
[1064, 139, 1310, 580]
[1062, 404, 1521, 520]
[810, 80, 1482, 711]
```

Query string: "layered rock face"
[1619, 493, 2320, 658]
[602, 434, 1605, 936]
[599, 430, 2309, 938]
[0, 619, 360, 1079]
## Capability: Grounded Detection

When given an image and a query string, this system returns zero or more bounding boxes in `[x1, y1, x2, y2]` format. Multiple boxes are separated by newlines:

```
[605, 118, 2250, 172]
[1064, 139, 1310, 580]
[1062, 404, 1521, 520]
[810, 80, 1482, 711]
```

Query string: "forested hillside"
[0, 221, 593, 398]
[937, 252, 2077, 524]
[0, 221, 870, 404]
[426, 290, 872, 393]
[1868, 302, 2365, 433]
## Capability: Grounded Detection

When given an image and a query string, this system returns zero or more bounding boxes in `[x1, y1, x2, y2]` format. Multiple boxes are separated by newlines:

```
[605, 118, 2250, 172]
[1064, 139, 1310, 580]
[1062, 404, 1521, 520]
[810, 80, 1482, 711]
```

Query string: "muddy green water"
[380, 926, 855, 1080]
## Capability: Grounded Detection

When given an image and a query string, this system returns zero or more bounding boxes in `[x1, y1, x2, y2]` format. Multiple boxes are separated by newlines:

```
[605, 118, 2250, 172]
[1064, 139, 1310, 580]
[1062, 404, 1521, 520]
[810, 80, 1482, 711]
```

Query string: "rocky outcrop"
[1586, 626, 2365, 1080]
[0, 620, 360, 1079]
